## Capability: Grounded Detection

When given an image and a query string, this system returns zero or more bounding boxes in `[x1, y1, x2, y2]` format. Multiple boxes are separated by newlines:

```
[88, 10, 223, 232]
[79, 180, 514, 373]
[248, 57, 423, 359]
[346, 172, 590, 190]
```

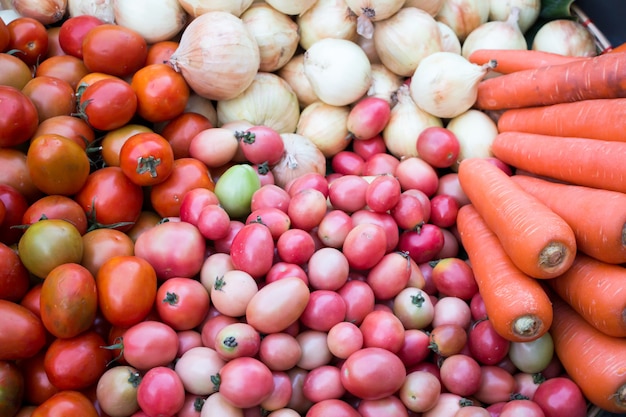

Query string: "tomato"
[218, 356, 274, 409]
[0, 360, 24, 417]
[21, 75, 75, 123]
[35, 54, 90, 92]
[331, 151, 365, 176]
[40, 263, 97, 339]
[398, 370, 441, 413]
[398, 224, 445, 264]
[120, 320, 179, 371]
[150, 157, 215, 218]
[276, 228, 315, 264]
[27, 134, 91, 196]
[429, 323, 468, 357]
[532, 376, 587, 417]
[508, 332, 554, 374]
[210, 269, 259, 318]
[197, 203, 232, 240]
[500, 399, 546, 417]
[175, 346, 226, 396]
[82, 24, 147, 77]
[119, 132, 175, 187]
[0, 242, 29, 302]
[350, 210, 399, 253]
[17, 351, 58, 406]
[366, 251, 413, 300]
[295, 330, 332, 371]
[214, 164, 261, 220]
[342, 222, 387, 270]
[126, 210, 162, 243]
[134, 220, 206, 280]
[156, 277, 211, 331]
[341, 347, 406, 401]
[7, 17, 49, 66]
[22, 195, 88, 235]
[58, 15, 104, 59]
[44, 26, 64, 58]
[77, 78, 138, 131]
[214, 322, 262, 361]
[0, 16, 9, 52]
[432, 296, 472, 329]
[81, 227, 135, 277]
[0, 86, 39, 148]
[287, 188, 327, 232]
[431, 257, 478, 301]
[33, 115, 96, 151]
[96, 255, 157, 327]
[31, 390, 98, 417]
[359, 309, 405, 353]
[161, 111, 214, 160]
[179, 187, 220, 226]
[439, 354, 482, 397]
[250, 184, 291, 213]
[468, 319, 511, 366]
[101, 124, 154, 167]
[1, 47, 32, 88]
[96, 365, 141, 417]
[136, 366, 185, 417]
[237, 125, 285, 166]
[17, 218, 83, 279]
[299, 290, 347, 332]
[473, 365, 517, 405]
[230, 222, 275, 280]
[74, 166, 144, 231]
[416, 126, 461, 169]
[146, 40, 178, 66]
[131, 63, 190, 123]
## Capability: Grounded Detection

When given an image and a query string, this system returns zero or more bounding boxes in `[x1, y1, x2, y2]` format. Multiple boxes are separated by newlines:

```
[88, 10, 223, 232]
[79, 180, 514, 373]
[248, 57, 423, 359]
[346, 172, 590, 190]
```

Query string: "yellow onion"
[367, 63, 404, 105]
[435, 0, 490, 42]
[344, 0, 405, 38]
[271, 133, 327, 189]
[461, 6, 527, 59]
[177, 0, 254, 17]
[263, 0, 318, 15]
[169, 11, 260, 101]
[489, 0, 540, 34]
[112, 0, 187, 44]
[12, 0, 66, 24]
[277, 53, 319, 109]
[402, 0, 445, 16]
[297, 0, 358, 50]
[296, 101, 351, 157]
[67, 0, 115, 23]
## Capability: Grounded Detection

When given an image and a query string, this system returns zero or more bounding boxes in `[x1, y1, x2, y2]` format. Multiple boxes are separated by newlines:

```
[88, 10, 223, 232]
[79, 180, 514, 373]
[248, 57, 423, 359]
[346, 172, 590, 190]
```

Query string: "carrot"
[456, 204, 553, 342]
[467, 49, 586, 74]
[511, 175, 626, 264]
[549, 292, 626, 413]
[457, 158, 577, 279]
[492, 131, 626, 194]
[474, 52, 626, 110]
[497, 99, 626, 142]
[548, 253, 626, 337]
[610, 41, 626, 54]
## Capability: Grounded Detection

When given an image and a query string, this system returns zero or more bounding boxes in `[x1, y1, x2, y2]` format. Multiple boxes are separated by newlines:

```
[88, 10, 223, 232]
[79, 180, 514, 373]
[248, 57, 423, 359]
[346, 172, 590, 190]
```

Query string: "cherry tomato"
[120, 321, 179, 371]
[96, 365, 141, 417]
[500, 399, 546, 417]
[210, 269, 258, 318]
[0, 360, 24, 417]
[101, 123, 154, 167]
[0, 86, 39, 148]
[342, 222, 387, 270]
[161, 111, 214, 160]
[32, 115, 96, 151]
[218, 356, 274, 408]
[174, 346, 226, 396]
[80, 227, 135, 277]
[0, 242, 29, 302]
[359, 309, 405, 353]
[230, 222, 275, 280]
[58, 15, 104, 59]
[77, 78, 138, 131]
[532, 376, 587, 417]
[0, 17, 9, 52]
[131, 63, 190, 123]
[22, 75, 76, 123]
[31, 390, 98, 417]
[17, 351, 59, 406]
[81, 24, 147, 77]
[137, 366, 186, 417]
[341, 347, 406, 401]
[214, 322, 261, 361]
[467, 319, 511, 366]
[429, 323, 468, 357]
[0, 300, 46, 361]
[119, 132, 175, 186]
[213, 163, 261, 220]
[398, 224, 445, 264]
[508, 332, 554, 374]
[156, 277, 211, 331]
[22, 195, 88, 235]
[35, 55, 90, 91]
[146, 40, 179, 65]
[431, 257, 479, 300]
[236, 125, 285, 166]
[6, 17, 49, 66]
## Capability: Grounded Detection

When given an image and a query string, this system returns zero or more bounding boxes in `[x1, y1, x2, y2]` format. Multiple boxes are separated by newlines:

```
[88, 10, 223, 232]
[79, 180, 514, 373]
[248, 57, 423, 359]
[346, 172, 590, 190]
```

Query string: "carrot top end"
[512, 314, 542, 339]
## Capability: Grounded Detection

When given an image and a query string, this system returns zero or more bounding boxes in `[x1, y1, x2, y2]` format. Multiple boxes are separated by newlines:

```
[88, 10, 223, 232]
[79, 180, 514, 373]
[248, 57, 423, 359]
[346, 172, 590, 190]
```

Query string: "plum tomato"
[136, 366, 186, 417]
[340, 347, 406, 401]
[0, 86, 39, 148]
[81, 24, 148, 77]
[58, 15, 105, 59]
[217, 357, 274, 408]
[77, 78, 138, 131]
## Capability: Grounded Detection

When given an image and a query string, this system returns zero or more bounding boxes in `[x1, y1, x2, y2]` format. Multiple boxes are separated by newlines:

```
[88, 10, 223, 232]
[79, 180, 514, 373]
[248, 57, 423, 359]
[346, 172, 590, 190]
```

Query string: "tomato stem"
[193, 397, 205, 412]
[214, 276, 225, 291]
[136, 155, 162, 178]
[410, 292, 426, 308]
[128, 369, 142, 387]
[235, 130, 256, 144]
[210, 374, 221, 392]
[162, 292, 179, 305]
[222, 336, 238, 348]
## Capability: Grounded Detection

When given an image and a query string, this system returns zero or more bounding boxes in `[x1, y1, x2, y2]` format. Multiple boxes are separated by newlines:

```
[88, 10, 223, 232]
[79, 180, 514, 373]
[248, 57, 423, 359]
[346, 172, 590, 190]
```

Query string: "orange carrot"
[609, 41, 626, 54]
[548, 253, 626, 337]
[492, 131, 626, 194]
[457, 204, 553, 342]
[467, 49, 586, 74]
[549, 293, 626, 413]
[511, 175, 626, 264]
[474, 52, 626, 110]
[497, 99, 626, 142]
[457, 158, 577, 279]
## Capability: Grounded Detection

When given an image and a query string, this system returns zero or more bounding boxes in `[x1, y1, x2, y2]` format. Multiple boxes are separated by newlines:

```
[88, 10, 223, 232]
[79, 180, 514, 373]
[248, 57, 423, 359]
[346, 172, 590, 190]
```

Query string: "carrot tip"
[539, 242, 570, 270]
[513, 315, 542, 339]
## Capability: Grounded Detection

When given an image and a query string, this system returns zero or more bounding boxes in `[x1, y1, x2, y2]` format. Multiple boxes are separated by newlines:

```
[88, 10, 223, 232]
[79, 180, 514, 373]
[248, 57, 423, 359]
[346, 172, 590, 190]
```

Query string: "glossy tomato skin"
[0, 184, 29, 246]
[81, 24, 147, 77]
[22, 195, 88, 236]
[306, 399, 361, 417]
[218, 357, 275, 409]
[532, 376, 587, 417]
[17, 351, 59, 406]
[80, 228, 135, 277]
[160, 111, 213, 160]
[58, 15, 104, 59]
[137, 366, 185, 417]
[341, 347, 406, 401]
[39, 263, 97, 339]
[31, 390, 99, 417]
[0, 300, 47, 361]
[74, 166, 144, 232]
[22, 75, 76, 123]
[7, 17, 49, 67]
[78, 78, 138, 131]
[230, 222, 275, 280]
[0, 360, 24, 417]
[0, 86, 39, 148]
[119, 132, 175, 187]
[0, 242, 29, 302]
[122, 321, 179, 371]
[131, 63, 190, 123]
[156, 277, 210, 331]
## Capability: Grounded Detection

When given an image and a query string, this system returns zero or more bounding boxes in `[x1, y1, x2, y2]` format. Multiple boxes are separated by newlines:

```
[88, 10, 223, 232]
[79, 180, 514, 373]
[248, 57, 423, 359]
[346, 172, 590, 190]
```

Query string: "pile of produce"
[1, 0, 625, 416]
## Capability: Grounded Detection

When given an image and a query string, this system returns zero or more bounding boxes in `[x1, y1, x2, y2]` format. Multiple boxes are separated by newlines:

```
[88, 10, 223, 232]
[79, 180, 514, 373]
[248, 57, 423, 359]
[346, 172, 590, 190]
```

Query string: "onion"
[12, 0, 66, 25]
[437, 21, 461, 54]
[177, 0, 253, 17]
[296, 101, 351, 157]
[241, 3, 300, 72]
[67, 0, 115, 23]
[367, 63, 404, 105]
[409, 51, 495, 119]
[489, 0, 539, 34]
[403, 0, 445, 16]
[461, 7, 527, 59]
[344, 0, 405, 39]
[112, 0, 187, 44]
[216, 72, 300, 134]
[297, 0, 358, 50]
[532, 19, 597, 57]
[382, 85, 442, 159]
[264, 0, 318, 15]
[357, 33, 381, 64]
[303, 38, 372, 107]
[446, 109, 498, 171]
[271, 133, 327, 189]
[435, 0, 489, 42]
[169, 11, 260, 101]
[184, 93, 218, 127]
[373, 7, 443, 77]
[277, 53, 319, 109]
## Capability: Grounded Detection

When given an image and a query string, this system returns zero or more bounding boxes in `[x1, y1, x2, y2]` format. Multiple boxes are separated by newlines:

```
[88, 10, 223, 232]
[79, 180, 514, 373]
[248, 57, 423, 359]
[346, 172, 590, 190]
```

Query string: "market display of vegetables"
[1, 0, 625, 416]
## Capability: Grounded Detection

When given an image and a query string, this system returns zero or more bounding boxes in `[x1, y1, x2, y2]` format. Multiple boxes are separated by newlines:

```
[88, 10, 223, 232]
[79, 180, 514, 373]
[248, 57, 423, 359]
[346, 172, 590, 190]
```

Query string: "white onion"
[216, 72, 300, 134]
[403, 0, 445, 16]
[296, 101, 351, 157]
[184, 93, 219, 127]
[297, 0, 358, 50]
[446, 109, 498, 171]
[461, 6, 527, 59]
[12, 0, 66, 24]
[277, 53, 319, 109]
[435, 0, 490, 42]
[437, 21, 461, 54]
[177, 0, 254, 17]
[67, 0, 115, 23]
[264, 0, 318, 15]
[112, 0, 187, 44]
[489, 0, 540, 34]
[241, 3, 300, 72]
[344, 0, 405, 38]
[169, 11, 260, 101]
[532, 19, 597, 57]
[271, 133, 327, 189]
[303, 38, 372, 107]
[367, 63, 404, 105]
[373, 7, 443, 77]
[382, 85, 442, 158]
[410, 51, 494, 119]
[357, 33, 381, 64]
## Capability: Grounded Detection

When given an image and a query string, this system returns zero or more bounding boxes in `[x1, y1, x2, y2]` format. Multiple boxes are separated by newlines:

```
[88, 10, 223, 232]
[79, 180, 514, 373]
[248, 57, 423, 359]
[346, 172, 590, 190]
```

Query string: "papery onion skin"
[297, 0, 358, 51]
[435, 0, 490, 42]
[264, 0, 318, 16]
[277, 53, 319, 109]
[532, 19, 597, 57]
[177, 0, 254, 17]
[296, 101, 351, 158]
[403, 0, 445, 16]
[271, 133, 327, 189]
[12, 0, 67, 25]
[489, 0, 540, 34]
[216, 72, 300, 134]
[67, 0, 115, 23]
[461, 7, 527, 60]
[447, 109, 498, 172]
[437, 21, 461, 55]
[169, 11, 260, 102]
[367, 63, 404, 105]
[112, 0, 187, 44]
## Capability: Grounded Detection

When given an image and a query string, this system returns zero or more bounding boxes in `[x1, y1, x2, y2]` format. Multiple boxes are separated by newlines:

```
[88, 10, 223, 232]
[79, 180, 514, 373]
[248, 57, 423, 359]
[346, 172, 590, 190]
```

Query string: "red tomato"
[119, 132, 175, 186]
[532, 376, 587, 417]
[0, 299, 46, 361]
[22, 195, 88, 235]
[307, 399, 361, 417]
[58, 15, 104, 59]
[500, 399, 547, 417]
[131, 63, 190, 123]
[137, 366, 186, 417]
[218, 357, 274, 408]
[145, 40, 179, 66]
[80, 227, 135, 277]
[416, 126, 461, 168]
[341, 347, 406, 400]
[40, 263, 97, 339]
[342, 222, 387, 270]
[359, 309, 405, 353]
[77, 78, 138, 131]
[35, 55, 90, 92]
[101, 123, 154, 167]
[0, 17, 9, 52]
[31, 390, 99, 417]
[299, 290, 347, 332]
[365, 174, 401, 213]
[429, 194, 460, 228]
[237, 125, 285, 166]
[43, 330, 112, 390]
[468, 319, 511, 366]
[473, 365, 517, 405]
[431, 257, 479, 301]
[81, 24, 147, 77]
[160, 111, 213, 160]
[74, 166, 144, 232]
[429, 323, 468, 357]
[22, 75, 76, 123]
[17, 351, 59, 406]
[6, 17, 49, 66]
[0, 242, 29, 302]
[214, 322, 261, 361]
[0, 86, 39, 148]
[155, 277, 211, 331]
[230, 222, 275, 280]
[439, 354, 482, 397]
[0, 360, 24, 417]
[121, 321, 179, 371]
[178, 187, 220, 226]
[32, 115, 96, 151]
[398, 224, 445, 264]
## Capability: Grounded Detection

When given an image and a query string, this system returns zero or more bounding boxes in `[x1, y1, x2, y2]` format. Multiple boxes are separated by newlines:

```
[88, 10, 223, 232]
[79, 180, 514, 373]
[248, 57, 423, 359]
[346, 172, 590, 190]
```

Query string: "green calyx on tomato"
[214, 164, 261, 220]
[136, 155, 162, 178]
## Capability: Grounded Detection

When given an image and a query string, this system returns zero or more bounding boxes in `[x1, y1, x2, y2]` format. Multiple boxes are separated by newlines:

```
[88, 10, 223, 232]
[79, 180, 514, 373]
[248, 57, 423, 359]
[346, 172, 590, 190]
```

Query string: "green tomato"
[508, 331, 554, 374]
[214, 164, 261, 219]
[17, 219, 84, 279]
